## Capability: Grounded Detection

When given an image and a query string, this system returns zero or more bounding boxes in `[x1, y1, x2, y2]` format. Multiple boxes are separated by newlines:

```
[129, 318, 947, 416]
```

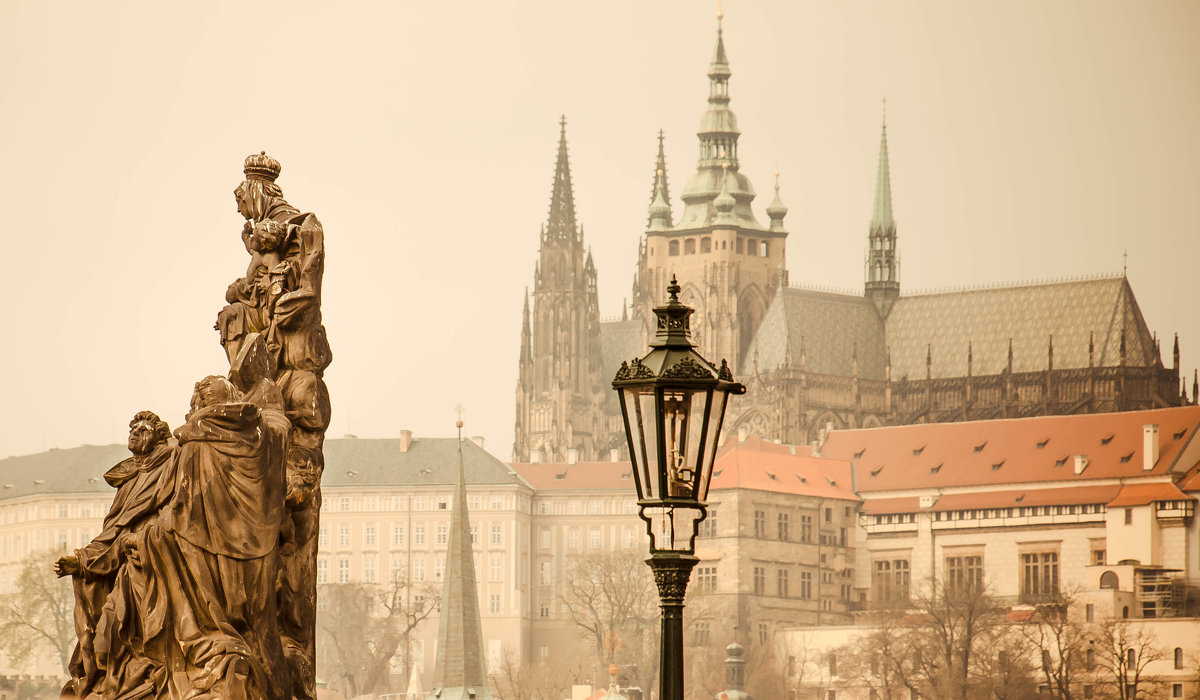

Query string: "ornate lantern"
[612, 275, 745, 554]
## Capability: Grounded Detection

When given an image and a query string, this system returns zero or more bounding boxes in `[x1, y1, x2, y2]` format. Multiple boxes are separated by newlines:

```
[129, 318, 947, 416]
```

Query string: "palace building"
[512, 15, 1186, 463]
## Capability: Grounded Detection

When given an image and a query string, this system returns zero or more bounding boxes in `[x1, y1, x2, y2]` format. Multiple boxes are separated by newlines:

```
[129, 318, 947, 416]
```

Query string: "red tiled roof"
[927, 484, 1121, 511]
[1107, 481, 1193, 507]
[861, 496, 921, 514]
[512, 437, 857, 501]
[823, 407, 1200, 493]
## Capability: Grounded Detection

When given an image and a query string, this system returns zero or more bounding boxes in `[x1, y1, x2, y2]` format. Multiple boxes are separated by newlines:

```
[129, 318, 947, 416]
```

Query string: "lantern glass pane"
[627, 387, 658, 500]
[642, 504, 703, 553]
[696, 390, 728, 502]
[662, 389, 700, 498]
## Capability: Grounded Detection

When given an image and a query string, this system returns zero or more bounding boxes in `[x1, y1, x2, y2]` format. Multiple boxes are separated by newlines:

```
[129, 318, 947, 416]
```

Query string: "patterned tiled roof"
[886, 276, 1155, 379]
[740, 287, 886, 378]
[743, 275, 1159, 382]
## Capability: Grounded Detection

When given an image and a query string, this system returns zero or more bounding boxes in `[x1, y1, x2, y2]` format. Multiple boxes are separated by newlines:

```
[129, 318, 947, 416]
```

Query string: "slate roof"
[600, 318, 646, 380]
[887, 276, 1155, 379]
[0, 437, 526, 502]
[741, 287, 886, 378]
[743, 275, 1159, 382]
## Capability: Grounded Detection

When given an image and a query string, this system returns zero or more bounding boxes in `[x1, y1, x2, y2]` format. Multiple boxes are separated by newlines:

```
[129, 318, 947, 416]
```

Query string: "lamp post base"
[647, 553, 698, 700]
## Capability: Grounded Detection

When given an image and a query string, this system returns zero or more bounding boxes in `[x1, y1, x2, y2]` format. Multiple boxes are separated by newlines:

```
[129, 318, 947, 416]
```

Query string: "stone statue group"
[54, 153, 332, 700]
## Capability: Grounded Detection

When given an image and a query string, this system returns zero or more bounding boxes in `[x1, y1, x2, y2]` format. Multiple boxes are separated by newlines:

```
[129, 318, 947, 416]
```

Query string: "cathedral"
[512, 17, 1186, 462]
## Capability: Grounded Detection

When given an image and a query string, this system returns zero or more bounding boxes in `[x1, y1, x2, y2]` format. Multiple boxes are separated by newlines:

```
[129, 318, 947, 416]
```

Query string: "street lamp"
[612, 275, 745, 700]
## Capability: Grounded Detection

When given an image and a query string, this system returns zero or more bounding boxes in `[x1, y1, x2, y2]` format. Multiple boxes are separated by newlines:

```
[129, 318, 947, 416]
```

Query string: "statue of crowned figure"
[57, 153, 331, 700]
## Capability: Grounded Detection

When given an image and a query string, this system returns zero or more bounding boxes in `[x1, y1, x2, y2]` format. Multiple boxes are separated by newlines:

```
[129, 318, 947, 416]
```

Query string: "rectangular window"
[589, 528, 601, 549]
[538, 561, 552, 586]
[873, 559, 910, 602]
[1092, 548, 1106, 566]
[339, 496, 351, 512]
[694, 620, 711, 646]
[363, 556, 376, 583]
[946, 555, 983, 592]
[364, 525, 376, 547]
[538, 600, 550, 618]
[568, 529, 580, 549]
[337, 558, 350, 583]
[754, 510, 766, 537]
[489, 555, 502, 582]
[801, 571, 813, 599]
[436, 523, 448, 545]
[758, 622, 768, 644]
[317, 558, 328, 583]
[1021, 552, 1060, 602]
[391, 495, 405, 511]
[1125, 508, 1133, 525]
[338, 526, 350, 547]
[801, 515, 813, 543]
[414, 496, 425, 511]
[753, 566, 765, 595]
[392, 525, 404, 546]
[415, 525, 426, 545]
[538, 527, 551, 549]
[825, 507, 832, 523]
[319, 527, 329, 548]
[624, 528, 636, 548]
[435, 555, 445, 582]
[413, 557, 425, 581]
[696, 566, 717, 593]
[777, 569, 790, 598]
[778, 513, 790, 541]
[470, 524, 478, 544]
[364, 496, 377, 512]
[489, 594, 501, 614]
[699, 508, 717, 537]
[491, 523, 502, 545]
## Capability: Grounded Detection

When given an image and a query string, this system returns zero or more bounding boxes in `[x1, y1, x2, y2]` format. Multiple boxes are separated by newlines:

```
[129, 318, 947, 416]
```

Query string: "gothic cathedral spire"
[865, 104, 900, 318]
[513, 118, 610, 464]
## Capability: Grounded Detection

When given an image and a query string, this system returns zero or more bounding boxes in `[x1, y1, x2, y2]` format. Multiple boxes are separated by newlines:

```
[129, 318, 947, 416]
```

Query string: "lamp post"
[612, 276, 745, 700]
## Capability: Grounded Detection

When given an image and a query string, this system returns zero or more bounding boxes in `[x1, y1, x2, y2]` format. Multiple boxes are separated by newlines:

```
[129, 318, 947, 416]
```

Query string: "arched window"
[746, 238, 756, 255]
[700, 237, 711, 253]
[1100, 571, 1119, 590]
[669, 240, 680, 256]
[1122, 605, 1130, 618]
[684, 238, 696, 255]
[760, 241, 769, 257]
[1176, 647, 1184, 669]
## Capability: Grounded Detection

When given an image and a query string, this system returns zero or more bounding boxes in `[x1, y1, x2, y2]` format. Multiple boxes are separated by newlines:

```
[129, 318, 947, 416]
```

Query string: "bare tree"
[837, 611, 922, 700]
[1093, 618, 1168, 700]
[315, 576, 437, 698]
[489, 644, 586, 700]
[1015, 589, 1092, 700]
[558, 549, 659, 689]
[0, 550, 75, 674]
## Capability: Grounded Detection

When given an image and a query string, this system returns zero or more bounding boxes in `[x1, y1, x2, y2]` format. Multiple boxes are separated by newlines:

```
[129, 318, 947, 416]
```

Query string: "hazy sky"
[1, 1, 1197, 460]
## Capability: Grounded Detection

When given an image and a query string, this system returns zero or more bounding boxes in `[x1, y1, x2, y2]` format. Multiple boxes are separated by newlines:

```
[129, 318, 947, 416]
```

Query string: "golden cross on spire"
[716, 0, 723, 20]
[454, 402, 466, 434]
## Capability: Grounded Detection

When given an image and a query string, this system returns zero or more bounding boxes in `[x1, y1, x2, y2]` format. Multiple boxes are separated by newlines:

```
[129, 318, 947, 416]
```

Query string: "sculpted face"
[234, 183, 258, 221]
[128, 419, 158, 456]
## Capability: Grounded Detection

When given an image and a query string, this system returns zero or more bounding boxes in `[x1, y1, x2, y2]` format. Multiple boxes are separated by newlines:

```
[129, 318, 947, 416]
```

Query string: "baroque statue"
[56, 152, 331, 699]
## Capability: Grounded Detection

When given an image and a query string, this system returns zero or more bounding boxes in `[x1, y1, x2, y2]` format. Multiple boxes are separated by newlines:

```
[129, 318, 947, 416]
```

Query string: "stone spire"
[647, 130, 674, 228]
[675, 11, 763, 230]
[865, 102, 900, 318]
[547, 115, 578, 241]
[431, 423, 490, 700]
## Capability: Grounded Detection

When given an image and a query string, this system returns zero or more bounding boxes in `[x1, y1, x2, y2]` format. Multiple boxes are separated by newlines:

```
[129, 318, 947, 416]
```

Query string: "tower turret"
[865, 104, 900, 318]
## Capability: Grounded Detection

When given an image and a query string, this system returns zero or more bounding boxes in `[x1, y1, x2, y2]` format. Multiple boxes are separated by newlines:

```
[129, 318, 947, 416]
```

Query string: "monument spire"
[547, 115, 578, 242]
[646, 130, 674, 228]
[865, 102, 900, 318]
[431, 420, 490, 700]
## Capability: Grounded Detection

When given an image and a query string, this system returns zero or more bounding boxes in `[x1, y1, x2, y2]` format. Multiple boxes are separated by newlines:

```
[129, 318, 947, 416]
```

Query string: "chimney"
[567, 448, 579, 465]
[609, 448, 619, 462]
[399, 430, 413, 453]
[1074, 454, 1088, 475]
[471, 435, 485, 450]
[1144, 424, 1160, 470]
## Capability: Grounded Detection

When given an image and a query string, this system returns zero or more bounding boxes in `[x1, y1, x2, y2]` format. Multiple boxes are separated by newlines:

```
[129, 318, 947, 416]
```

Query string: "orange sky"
[1, 1, 1197, 459]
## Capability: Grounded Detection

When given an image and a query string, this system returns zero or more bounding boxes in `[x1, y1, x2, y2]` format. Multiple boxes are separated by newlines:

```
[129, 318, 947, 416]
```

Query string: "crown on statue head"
[243, 151, 281, 182]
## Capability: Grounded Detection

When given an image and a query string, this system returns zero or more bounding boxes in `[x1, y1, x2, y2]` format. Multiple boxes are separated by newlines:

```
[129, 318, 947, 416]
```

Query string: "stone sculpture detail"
[57, 153, 331, 699]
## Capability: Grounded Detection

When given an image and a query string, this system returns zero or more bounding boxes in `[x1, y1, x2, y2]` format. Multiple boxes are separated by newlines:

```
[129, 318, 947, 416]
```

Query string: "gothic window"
[746, 238, 756, 255]
[701, 237, 711, 253]
[669, 240, 680, 256]
[685, 238, 696, 255]
[760, 241, 768, 257]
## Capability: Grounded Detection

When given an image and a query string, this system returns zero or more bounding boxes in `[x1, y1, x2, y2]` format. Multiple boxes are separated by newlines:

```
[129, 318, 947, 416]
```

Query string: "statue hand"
[53, 554, 80, 578]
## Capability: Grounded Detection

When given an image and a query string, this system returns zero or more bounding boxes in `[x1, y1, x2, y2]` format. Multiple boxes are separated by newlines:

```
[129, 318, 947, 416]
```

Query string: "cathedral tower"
[513, 118, 609, 463]
[864, 109, 900, 318]
[633, 13, 788, 373]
